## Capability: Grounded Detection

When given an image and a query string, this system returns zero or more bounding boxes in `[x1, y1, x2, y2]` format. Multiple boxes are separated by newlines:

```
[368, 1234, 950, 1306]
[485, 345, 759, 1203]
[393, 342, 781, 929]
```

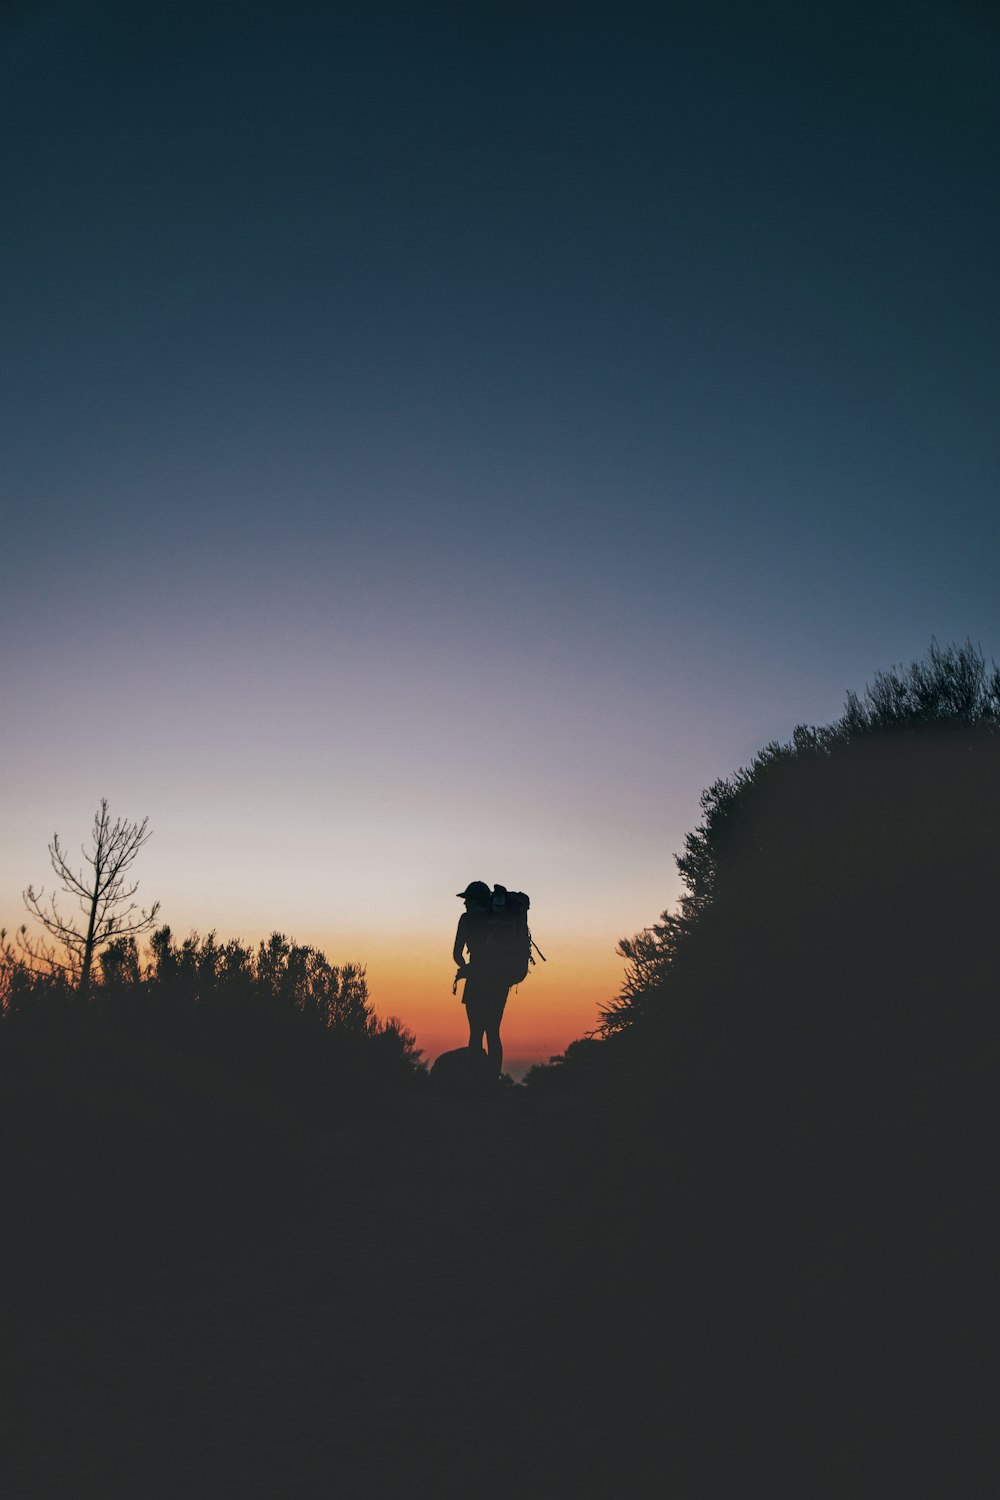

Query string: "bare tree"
[22, 799, 161, 993]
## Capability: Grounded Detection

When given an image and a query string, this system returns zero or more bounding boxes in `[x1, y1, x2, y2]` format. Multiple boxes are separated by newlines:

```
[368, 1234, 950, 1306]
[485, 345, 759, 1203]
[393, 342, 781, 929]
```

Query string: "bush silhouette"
[1, 923, 426, 1310]
[600, 640, 1000, 1109]
[2, 925, 426, 1125]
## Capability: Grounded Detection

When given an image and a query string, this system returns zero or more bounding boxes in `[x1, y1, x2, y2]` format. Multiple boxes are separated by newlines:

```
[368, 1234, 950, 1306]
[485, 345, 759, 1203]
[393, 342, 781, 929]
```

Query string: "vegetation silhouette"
[525, 639, 1000, 1492]
[20, 798, 161, 993]
[596, 637, 1000, 1099]
[2, 924, 424, 1121]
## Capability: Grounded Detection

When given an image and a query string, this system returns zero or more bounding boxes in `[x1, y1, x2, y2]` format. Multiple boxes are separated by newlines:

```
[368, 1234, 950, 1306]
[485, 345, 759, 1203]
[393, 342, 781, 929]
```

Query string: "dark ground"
[2, 1083, 996, 1499]
[3, 1090, 641, 1499]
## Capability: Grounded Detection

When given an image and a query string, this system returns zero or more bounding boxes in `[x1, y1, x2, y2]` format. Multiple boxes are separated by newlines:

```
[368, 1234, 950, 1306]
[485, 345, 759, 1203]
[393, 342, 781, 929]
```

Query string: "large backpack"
[481, 885, 534, 987]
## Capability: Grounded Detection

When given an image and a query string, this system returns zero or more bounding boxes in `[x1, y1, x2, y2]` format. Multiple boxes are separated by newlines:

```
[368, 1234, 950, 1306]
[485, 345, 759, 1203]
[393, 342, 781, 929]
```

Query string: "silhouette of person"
[453, 880, 509, 1078]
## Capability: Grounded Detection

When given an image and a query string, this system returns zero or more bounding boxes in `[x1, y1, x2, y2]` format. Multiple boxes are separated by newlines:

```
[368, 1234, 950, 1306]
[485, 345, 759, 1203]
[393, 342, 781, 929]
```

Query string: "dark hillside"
[539, 643, 1000, 1492]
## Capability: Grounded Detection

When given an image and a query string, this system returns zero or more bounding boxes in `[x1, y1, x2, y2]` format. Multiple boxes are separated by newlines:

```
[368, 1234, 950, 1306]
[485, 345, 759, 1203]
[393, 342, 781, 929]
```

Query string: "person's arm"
[453, 913, 469, 967]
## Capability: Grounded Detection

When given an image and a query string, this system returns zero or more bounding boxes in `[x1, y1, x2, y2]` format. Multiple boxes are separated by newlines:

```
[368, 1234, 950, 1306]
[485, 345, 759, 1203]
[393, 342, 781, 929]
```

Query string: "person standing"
[453, 880, 510, 1078]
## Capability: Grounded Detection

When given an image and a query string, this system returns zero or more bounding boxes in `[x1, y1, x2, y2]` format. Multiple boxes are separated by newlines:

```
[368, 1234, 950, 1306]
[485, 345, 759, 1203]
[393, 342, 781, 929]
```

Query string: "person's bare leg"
[483, 989, 509, 1077]
[485, 1024, 503, 1077]
[466, 995, 486, 1054]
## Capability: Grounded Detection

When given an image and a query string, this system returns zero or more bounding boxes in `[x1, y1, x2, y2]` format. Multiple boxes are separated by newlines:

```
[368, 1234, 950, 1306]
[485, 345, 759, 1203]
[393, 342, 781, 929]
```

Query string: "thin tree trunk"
[79, 890, 99, 995]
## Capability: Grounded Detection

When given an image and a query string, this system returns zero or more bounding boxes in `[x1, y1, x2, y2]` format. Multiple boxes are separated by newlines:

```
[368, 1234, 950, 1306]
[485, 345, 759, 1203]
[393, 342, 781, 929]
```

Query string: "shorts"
[463, 968, 510, 1027]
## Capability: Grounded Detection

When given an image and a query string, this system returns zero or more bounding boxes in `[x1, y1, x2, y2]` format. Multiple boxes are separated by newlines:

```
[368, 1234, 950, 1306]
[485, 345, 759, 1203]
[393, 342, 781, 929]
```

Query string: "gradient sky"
[2, 0, 998, 1071]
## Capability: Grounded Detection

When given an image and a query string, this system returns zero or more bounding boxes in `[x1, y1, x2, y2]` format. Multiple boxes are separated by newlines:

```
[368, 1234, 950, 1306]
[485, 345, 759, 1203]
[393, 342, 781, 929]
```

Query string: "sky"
[2, 0, 998, 1072]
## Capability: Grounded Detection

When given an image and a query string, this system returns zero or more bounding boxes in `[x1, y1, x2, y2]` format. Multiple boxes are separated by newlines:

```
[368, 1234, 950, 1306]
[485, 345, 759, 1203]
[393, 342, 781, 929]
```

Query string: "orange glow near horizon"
[301, 927, 624, 1071]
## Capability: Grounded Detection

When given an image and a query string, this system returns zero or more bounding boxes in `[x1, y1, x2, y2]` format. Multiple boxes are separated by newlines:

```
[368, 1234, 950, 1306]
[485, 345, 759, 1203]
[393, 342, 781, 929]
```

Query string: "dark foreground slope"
[3, 1061, 994, 1500]
[1, 1084, 641, 1500]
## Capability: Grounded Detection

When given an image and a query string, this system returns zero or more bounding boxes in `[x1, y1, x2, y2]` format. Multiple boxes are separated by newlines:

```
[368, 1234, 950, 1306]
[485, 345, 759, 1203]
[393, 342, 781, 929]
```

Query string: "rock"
[429, 1046, 498, 1096]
